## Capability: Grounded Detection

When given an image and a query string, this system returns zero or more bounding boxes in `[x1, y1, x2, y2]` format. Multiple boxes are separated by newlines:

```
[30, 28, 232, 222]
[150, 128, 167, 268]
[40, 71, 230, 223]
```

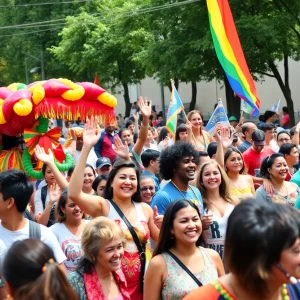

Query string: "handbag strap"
[108, 199, 145, 254]
[167, 250, 203, 287]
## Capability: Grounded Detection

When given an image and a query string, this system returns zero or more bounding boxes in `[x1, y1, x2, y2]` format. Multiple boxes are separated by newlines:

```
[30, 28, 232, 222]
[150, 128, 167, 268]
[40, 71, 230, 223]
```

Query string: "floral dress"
[161, 247, 218, 299]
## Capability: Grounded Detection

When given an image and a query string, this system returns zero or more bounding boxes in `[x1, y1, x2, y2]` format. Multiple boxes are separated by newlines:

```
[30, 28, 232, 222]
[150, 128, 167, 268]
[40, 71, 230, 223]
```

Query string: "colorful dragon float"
[0, 78, 117, 178]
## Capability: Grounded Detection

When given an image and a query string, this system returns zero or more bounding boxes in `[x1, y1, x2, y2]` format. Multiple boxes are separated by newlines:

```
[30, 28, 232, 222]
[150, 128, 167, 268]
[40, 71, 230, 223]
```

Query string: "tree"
[0, 0, 86, 85]
[51, 0, 152, 117]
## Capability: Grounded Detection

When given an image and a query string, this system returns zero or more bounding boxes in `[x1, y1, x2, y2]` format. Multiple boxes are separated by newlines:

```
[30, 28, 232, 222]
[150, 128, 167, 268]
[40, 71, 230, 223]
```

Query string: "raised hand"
[34, 145, 55, 165]
[215, 124, 233, 149]
[201, 212, 213, 229]
[69, 128, 77, 141]
[48, 183, 61, 206]
[138, 96, 151, 118]
[185, 120, 193, 131]
[83, 116, 101, 148]
[133, 112, 139, 121]
[153, 206, 163, 229]
[113, 136, 130, 160]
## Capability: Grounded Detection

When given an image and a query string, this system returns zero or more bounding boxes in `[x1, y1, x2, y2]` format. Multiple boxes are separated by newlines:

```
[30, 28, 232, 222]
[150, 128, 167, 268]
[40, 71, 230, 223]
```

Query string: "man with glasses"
[243, 129, 275, 177]
[277, 130, 292, 148]
[141, 149, 160, 192]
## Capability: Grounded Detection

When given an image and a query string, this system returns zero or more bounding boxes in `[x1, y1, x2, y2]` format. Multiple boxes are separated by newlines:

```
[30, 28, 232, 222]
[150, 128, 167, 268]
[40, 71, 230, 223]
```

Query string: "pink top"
[104, 295, 124, 300]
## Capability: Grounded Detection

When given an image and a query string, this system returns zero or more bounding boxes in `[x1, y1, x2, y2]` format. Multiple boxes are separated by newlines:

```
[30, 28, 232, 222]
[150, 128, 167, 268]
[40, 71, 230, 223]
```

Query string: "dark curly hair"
[159, 142, 199, 180]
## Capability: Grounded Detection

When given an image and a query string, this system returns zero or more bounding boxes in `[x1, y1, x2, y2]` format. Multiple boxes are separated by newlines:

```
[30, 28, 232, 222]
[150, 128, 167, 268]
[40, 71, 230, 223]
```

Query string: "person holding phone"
[197, 160, 236, 260]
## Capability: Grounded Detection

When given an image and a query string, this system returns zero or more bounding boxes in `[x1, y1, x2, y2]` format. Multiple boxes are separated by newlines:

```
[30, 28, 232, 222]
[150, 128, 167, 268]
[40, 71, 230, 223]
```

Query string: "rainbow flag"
[166, 80, 184, 138]
[240, 99, 255, 116]
[206, 0, 260, 116]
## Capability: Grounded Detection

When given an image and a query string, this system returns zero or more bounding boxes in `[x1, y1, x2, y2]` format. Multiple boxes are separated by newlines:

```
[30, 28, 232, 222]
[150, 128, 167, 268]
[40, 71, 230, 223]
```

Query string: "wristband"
[141, 122, 148, 128]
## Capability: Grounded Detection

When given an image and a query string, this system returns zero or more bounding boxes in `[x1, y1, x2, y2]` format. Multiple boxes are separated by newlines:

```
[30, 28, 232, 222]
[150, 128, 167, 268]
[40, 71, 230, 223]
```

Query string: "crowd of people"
[1, 99, 300, 299]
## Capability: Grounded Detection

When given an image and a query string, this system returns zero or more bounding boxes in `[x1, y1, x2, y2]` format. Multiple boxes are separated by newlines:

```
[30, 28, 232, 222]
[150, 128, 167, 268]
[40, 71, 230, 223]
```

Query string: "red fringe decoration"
[35, 98, 116, 123]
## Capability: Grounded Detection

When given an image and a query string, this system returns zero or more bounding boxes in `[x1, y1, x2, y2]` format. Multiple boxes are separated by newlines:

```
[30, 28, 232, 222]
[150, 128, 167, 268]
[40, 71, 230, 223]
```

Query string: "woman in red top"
[68, 217, 130, 300]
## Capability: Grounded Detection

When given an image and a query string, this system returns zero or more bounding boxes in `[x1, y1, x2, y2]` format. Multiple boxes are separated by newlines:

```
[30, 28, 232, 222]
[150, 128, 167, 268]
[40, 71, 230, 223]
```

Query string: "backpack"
[29, 220, 41, 240]
[41, 186, 56, 227]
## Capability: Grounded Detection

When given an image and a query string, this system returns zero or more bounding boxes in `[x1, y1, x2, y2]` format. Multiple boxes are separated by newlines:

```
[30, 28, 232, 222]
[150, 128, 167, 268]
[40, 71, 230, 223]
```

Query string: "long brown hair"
[197, 160, 234, 209]
[153, 200, 206, 257]
[56, 189, 87, 222]
[187, 110, 204, 134]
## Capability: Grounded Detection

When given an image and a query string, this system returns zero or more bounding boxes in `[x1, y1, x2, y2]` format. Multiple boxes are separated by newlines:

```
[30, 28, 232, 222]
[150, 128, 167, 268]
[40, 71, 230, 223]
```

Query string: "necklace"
[212, 281, 290, 300]
[194, 132, 207, 150]
[171, 180, 198, 200]
[273, 182, 288, 197]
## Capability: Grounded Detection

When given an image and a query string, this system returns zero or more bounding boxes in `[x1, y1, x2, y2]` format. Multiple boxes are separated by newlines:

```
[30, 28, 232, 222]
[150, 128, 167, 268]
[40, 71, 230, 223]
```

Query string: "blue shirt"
[142, 170, 160, 192]
[238, 140, 252, 153]
[151, 182, 204, 215]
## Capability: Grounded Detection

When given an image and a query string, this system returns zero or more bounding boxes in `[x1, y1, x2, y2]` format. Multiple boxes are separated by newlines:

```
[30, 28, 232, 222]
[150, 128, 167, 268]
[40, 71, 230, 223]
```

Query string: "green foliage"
[1, 0, 300, 119]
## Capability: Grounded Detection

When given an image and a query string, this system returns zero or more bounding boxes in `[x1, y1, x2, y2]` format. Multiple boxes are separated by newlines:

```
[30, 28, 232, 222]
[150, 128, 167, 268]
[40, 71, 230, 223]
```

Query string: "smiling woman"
[184, 200, 300, 300]
[197, 160, 236, 260]
[144, 200, 224, 300]
[68, 104, 160, 300]
[68, 217, 130, 300]
[256, 153, 300, 206]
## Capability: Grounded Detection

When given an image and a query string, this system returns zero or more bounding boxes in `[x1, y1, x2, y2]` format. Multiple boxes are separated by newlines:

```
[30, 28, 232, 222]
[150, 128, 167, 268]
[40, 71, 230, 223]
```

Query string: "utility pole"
[25, 58, 29, 84]
[41, 51, 45, 80]
[160, 83, 166, 116]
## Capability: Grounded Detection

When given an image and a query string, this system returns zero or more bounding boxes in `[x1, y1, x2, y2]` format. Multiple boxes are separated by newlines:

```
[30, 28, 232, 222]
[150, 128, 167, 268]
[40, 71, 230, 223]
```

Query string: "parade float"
[0, 78, 117, 178]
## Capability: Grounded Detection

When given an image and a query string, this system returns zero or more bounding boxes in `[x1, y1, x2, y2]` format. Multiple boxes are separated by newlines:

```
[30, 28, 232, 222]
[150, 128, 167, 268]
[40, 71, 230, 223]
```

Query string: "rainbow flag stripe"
[206, 0, 260, 116]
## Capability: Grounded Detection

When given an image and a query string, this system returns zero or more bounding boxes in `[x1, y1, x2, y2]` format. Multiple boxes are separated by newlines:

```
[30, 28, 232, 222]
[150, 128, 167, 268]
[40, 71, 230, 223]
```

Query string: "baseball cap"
[229, 116, 238, 122]
[96, 157, 112, 169]
[252, 129, 265, 146]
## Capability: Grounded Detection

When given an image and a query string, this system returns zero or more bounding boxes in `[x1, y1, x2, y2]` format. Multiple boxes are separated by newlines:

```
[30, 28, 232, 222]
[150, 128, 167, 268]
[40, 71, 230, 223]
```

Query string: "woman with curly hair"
[197, 160, 236, 260]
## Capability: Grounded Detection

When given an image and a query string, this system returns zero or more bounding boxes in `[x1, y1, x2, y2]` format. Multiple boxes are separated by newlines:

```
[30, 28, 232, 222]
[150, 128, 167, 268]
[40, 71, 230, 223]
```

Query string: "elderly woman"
[68, 217, 130, 300]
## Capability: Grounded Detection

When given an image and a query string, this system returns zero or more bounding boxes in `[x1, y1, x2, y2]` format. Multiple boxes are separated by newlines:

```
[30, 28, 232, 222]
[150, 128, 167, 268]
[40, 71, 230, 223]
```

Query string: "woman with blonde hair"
[50, 189, 89, 274]
[197, 160, 236, 259]
[186, 110, 213, 151]
[68, 217, 130, 300]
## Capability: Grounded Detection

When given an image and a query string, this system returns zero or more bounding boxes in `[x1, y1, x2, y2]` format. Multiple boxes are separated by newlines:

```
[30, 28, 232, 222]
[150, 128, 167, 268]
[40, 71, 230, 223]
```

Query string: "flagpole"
[182, 109, 200, 150]
[170, 79, 200, 150]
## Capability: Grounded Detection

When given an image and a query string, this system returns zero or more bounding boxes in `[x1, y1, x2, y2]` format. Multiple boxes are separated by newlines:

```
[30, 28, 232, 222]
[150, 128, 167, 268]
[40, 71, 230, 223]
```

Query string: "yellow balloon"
[13, 99, 33, 116]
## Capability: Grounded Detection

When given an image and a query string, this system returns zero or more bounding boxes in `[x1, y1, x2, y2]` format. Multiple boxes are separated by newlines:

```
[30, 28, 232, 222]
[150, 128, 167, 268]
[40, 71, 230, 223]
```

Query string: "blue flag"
[166, 80, 184, 138]
[206, 100, 230, 135]
[271, 99, 281, 112]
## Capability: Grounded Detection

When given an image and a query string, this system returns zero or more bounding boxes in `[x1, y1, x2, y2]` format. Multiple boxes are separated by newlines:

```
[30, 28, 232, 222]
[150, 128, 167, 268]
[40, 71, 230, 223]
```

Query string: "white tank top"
[106, 200, 150, 254]
[204, 203, 234, 259]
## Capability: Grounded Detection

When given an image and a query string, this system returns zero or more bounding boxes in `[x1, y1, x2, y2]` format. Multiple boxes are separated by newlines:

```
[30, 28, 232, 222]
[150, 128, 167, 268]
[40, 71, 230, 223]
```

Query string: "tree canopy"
[1, 0, 300, 121]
